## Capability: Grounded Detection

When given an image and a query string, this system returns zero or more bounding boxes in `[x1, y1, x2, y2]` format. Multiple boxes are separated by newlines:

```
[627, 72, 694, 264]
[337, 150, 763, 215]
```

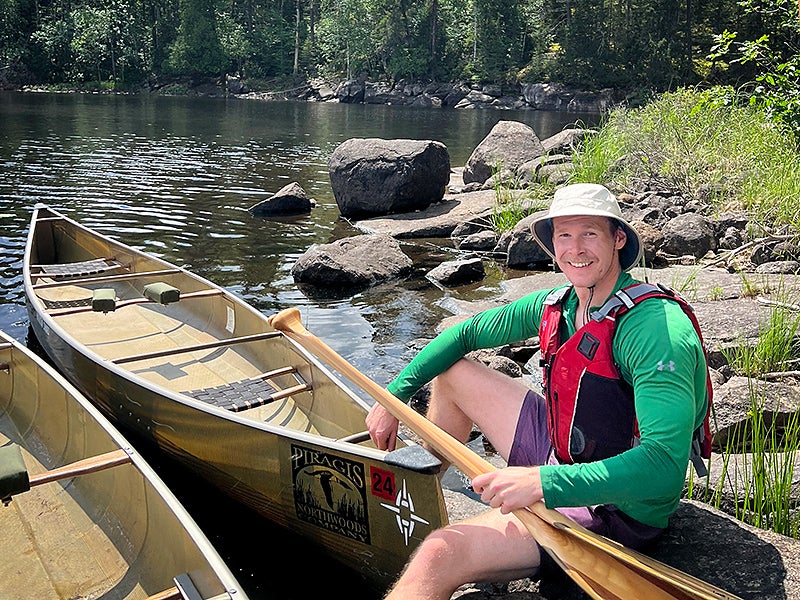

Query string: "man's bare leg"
[423, 358, 531, 468]
[384, 505, 541, 600]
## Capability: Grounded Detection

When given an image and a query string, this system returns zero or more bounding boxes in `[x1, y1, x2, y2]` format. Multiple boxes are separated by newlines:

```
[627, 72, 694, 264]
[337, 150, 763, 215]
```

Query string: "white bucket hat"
[531, 183, 642, 272]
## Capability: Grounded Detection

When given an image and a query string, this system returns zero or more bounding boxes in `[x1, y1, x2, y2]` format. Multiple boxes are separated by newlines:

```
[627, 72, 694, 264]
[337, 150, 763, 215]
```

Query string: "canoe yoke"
[86, 281, 181, 313]
[184, 366, 312, 413]
[91, 281, 181, 313]
[0, 444, 30, 504]
[142, 282, 181, 305]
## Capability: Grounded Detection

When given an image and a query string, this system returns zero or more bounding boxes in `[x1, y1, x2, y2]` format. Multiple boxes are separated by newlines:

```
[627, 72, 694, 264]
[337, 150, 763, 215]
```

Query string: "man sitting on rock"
[366, 183, 711, 599]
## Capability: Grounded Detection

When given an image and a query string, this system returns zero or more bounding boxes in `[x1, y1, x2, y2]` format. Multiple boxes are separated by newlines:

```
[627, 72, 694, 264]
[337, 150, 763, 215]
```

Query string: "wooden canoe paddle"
[269, 307, 742, 600]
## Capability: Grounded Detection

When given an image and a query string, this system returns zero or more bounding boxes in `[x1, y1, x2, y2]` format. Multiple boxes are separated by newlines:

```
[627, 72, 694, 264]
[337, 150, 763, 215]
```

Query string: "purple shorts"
[509, 390, 664, 551]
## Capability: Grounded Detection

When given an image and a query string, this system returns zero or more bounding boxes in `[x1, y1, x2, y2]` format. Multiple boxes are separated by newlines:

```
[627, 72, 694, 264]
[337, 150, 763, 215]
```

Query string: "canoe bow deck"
[0, 330, 246, 600]
[24, 205, 451, 589]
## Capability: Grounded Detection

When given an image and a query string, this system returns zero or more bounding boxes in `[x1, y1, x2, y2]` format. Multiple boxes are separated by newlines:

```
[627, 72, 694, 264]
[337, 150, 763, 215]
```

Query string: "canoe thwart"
[173, 572, 204, 600]
[0, 444, 30, 503]
[48, 288, 225, 318]
[2, 446, 133, 503]
[138, 572, 218, 600]
[143, 282, 181, 305]
[336, 430, 372, 444]
[92, 287, 117, 312]
[33, 258, 123, 280]
[143, 586, 181, 600]
[33, 268, 182, 290]
[28, 448, 133, 487]
[112, 331, 282, 365]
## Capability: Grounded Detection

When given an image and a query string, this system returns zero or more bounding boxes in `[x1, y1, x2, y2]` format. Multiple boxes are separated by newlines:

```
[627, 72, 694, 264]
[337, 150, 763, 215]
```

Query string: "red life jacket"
[538, 282, 713, 476]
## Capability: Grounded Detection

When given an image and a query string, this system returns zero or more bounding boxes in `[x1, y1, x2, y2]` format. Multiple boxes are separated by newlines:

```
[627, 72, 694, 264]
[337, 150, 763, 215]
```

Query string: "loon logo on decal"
[291, 444, 370, 543]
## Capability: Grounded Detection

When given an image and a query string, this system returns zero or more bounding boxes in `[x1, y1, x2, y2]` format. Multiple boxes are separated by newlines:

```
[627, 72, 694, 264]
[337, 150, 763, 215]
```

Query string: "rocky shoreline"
[122, 74, 620, 114]
[258, 120, 800, 599]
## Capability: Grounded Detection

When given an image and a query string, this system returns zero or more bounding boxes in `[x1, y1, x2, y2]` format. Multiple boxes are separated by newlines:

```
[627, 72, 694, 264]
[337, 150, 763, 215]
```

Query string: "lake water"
[0, 91, 597, 598]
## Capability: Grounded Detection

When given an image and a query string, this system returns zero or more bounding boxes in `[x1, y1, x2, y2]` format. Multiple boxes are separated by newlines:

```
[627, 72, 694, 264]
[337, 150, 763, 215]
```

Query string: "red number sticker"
[370, 466, 396, 501]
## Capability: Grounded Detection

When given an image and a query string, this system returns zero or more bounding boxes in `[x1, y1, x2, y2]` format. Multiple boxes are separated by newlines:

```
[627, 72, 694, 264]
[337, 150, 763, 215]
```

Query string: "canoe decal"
[291, 444, 370, 543]
[378, 478, 430, 545]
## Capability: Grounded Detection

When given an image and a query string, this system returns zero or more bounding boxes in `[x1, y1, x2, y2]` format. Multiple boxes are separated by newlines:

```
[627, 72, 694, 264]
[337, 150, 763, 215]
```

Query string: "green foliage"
[489, 166, 551, 231]
[6, 0, 800, 99]
[165, 0, 227, 76]
[216, 11, 251, 74]
[571, 87, 800, 229]
[690, 380, 800, 539]
[707, 0, 800, 140]
[35, 24, 75, 83]
[724, 286, 800, 377]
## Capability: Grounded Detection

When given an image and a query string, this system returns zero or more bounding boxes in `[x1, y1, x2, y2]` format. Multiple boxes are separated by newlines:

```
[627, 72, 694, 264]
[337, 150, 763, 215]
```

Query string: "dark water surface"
[0, 91, 597, 598]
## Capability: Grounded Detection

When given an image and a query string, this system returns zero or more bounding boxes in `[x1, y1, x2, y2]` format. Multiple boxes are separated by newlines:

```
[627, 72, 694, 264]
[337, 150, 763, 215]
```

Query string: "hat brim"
[531, 213, 643, 272]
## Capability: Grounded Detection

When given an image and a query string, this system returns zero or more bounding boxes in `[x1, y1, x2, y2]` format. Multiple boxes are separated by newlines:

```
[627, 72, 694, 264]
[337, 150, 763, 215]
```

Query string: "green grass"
[723, 284, 800, 377]
[490, 165, 551, 232]
[685, 287, 800, 538]
[570, 86, 800, 230]
[691, 379, 800, 538]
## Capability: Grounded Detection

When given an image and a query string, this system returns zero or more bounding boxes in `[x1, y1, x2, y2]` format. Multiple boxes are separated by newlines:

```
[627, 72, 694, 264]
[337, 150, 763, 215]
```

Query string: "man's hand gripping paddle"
[269, 307, 741, 600]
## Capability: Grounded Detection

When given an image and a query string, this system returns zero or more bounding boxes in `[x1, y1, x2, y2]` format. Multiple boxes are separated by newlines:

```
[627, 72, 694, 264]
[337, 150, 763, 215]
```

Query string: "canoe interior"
[26, 207, 452, 590]
[0, 335, 238, 600]
[28, 210, 376, 442]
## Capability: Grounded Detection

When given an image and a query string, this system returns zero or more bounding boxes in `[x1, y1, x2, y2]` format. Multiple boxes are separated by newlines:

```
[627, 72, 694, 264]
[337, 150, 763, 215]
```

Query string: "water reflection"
[0, 91, 597, 596]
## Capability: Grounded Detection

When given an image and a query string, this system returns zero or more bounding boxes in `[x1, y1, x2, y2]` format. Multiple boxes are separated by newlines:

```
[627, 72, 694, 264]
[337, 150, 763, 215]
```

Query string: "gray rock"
[328, 138, 450, 218]
[463, 121, 546, 185]
[291, 234, 412, 289]
[427, 258, 486, 287]
[661, 213, 718, 258]
[755, 260, 800, 274]
[504, 212, 552, 268]
[248, 182, 315, 216]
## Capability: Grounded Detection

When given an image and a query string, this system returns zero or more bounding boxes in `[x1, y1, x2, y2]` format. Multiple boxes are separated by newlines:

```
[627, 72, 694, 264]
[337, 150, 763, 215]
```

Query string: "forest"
[0, 0, 796, 93]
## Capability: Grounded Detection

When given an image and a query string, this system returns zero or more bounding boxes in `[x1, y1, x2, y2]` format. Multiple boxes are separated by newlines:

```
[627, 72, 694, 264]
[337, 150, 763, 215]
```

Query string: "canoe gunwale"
[0, 330, 248, 600]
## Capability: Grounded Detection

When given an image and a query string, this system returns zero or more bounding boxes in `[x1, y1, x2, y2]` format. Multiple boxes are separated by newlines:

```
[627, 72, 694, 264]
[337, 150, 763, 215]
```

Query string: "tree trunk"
[430, 0, 438, 75]
[293, 0, 301, 75]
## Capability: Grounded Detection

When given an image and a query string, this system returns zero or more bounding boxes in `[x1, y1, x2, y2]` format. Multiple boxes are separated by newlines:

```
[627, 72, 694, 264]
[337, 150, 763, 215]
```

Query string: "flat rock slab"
[355, 190, 499, 238]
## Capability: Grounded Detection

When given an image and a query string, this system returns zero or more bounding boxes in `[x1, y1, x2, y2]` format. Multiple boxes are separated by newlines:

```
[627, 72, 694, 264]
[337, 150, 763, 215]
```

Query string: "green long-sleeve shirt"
[387, 272, 709, 528]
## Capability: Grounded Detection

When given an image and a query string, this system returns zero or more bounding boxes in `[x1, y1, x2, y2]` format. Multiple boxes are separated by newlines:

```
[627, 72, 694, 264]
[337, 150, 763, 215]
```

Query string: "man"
[365, 183, 710, 600]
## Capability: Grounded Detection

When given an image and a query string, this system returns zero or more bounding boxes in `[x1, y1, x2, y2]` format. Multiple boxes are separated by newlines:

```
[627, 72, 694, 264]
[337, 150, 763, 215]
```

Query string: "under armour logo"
[657, 360, 675, 371]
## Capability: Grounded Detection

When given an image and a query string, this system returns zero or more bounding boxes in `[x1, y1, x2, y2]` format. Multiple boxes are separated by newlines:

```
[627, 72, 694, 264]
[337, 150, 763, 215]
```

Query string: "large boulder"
[291, 234, 412, 289]
[463, 121, 546, 185]
[328, 138, 451, 218]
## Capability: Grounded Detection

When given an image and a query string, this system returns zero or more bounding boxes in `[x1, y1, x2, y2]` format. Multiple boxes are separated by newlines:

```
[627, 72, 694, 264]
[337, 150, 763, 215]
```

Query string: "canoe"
[24, 204, 450, 589]
[0, 329, 247, 600]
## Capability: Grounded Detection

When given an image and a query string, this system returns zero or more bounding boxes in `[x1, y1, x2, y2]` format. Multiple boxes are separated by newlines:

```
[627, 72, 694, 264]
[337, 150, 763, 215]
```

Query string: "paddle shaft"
[268, 308, 729, 600]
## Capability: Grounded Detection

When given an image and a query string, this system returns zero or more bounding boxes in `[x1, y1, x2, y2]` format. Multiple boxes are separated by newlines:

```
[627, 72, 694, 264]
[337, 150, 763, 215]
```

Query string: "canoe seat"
[186, 377, 289, 412]
[36, 258, 122, 280]
[0, 444, 29, 503]
[40, 296, 92, 310]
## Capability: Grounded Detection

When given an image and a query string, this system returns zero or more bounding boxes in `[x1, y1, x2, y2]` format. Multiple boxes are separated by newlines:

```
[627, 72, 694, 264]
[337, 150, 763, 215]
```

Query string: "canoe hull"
[25, 206, 450, 590]
[0, 330, 246, 600]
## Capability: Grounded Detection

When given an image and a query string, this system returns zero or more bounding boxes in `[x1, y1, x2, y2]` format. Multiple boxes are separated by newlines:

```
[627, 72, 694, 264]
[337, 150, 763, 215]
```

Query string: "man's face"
[551, 215, 626, 290]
